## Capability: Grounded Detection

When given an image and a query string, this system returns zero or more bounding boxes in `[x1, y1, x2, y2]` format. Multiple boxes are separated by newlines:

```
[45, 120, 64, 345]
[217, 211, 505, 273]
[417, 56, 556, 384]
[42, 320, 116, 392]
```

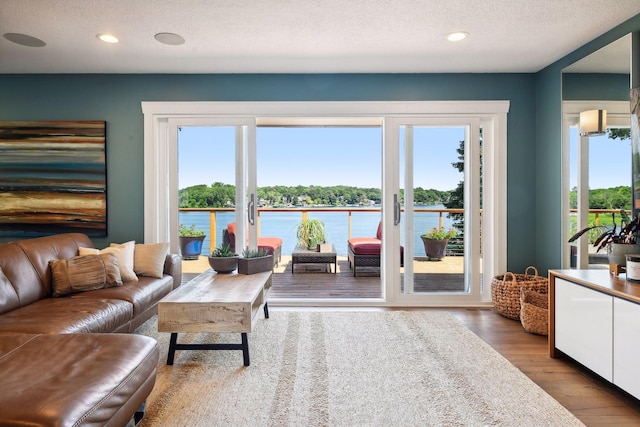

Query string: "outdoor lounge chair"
[223, 222, 282, 266]
[347, 222, 403, 277]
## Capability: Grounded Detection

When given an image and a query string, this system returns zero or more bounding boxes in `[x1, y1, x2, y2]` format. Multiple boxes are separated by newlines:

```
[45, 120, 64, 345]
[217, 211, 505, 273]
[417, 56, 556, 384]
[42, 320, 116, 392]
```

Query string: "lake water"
[179, 206, 456, 257]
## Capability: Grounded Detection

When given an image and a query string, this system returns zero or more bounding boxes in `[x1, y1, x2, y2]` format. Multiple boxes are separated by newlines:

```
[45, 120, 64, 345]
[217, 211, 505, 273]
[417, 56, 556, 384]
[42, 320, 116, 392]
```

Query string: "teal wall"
[1, 12, 640, 274]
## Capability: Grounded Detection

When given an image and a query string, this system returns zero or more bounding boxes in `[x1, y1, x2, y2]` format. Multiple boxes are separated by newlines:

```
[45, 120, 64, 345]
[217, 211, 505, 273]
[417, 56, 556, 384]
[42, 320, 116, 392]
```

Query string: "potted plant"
[295, 218, 326, 250]
[421, 226, 457, 261]
[178, 223, 206, 260]
[208, 243, 239, 273]
[568, 209, 640, 267]
[238, 247, 274, 275]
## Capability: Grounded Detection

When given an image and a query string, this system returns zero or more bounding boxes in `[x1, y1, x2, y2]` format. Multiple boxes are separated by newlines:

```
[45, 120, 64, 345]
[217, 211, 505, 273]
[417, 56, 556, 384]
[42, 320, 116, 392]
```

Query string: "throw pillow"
[79, 241, 138, 282]
[134, 242, 169, 279]
[109, 240, 136, 280]
[50, 253, 123, 297]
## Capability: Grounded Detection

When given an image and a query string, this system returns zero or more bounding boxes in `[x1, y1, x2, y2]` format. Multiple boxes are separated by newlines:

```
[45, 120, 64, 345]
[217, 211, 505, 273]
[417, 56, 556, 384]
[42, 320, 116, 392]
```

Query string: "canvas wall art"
[0, 121, 107, 237]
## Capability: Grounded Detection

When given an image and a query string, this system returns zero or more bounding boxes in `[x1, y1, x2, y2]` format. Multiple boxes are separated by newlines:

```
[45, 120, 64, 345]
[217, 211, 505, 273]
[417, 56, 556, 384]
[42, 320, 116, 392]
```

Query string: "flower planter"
[421, 237, 449, 261]
[179, 235, 206, 260]
[208, 256, 239, 274]
[238, 254, 274, 275]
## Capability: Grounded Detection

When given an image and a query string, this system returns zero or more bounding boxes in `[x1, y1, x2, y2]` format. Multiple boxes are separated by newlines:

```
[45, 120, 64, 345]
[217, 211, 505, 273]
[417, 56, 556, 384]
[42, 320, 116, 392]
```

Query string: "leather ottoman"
[0, 333, 158, 426]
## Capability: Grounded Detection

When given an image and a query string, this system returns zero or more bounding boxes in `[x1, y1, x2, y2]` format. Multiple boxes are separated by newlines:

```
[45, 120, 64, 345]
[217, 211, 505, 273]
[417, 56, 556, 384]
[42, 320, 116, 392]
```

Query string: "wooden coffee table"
[291, 244, 337, 274]
[157, 269, 271, 366]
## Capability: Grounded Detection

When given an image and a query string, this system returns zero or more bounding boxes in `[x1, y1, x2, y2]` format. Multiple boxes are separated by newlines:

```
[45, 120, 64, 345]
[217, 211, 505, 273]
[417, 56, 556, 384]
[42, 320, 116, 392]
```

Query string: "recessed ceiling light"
[154, 32, 185, 46]
[447, 32, 469, 42]
[3, 33, 46, 47]
[96, 33, 119, 44]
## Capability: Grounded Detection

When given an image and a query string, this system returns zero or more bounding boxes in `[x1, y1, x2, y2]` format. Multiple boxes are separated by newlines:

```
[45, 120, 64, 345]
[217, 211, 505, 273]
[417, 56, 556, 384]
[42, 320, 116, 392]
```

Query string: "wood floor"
[449, 308, 640, 426]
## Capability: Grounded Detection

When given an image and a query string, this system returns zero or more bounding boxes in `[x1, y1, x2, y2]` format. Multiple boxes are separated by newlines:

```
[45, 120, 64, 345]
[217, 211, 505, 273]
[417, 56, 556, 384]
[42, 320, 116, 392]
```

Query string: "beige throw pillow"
[109, 241, 137, 280]
[134, 243, 169, 279]
[50, 253, 123, 297]
[79, 241, 138, 282]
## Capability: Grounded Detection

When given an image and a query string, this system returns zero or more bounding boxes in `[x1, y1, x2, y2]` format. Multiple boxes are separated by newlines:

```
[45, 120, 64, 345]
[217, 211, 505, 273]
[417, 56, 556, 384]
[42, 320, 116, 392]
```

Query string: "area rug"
[135, 311, 584, 427]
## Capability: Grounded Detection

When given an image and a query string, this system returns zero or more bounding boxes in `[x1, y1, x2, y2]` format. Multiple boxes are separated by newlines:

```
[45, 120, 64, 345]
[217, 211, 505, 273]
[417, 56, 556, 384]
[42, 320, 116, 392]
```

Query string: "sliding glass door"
[168, 118, 256, 258]
[384, 118, 483, 304]
[144, 100, 507, 306]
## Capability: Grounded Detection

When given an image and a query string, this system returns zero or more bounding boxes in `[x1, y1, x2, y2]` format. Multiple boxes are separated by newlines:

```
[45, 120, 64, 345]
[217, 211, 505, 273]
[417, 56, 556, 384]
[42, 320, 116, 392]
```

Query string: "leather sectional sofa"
[0, 233, 182, 426]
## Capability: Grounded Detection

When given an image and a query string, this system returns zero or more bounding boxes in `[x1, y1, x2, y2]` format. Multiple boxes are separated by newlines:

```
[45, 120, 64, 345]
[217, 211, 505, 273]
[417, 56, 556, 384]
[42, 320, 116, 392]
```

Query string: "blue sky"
[178, 126, 464, 191]
[569, 127, 631, 189]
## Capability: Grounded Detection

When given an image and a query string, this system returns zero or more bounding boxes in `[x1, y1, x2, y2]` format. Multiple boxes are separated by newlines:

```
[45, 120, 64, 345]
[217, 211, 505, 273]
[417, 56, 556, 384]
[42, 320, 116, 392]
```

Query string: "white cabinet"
[613, 298, 640, 399]
[555, 278, 613, 381]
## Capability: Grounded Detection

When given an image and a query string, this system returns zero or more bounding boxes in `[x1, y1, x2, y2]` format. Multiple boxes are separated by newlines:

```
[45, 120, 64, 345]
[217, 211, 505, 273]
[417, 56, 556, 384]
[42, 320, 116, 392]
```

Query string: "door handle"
[394, 194, 401, 225]
[248, 194, 255, 225]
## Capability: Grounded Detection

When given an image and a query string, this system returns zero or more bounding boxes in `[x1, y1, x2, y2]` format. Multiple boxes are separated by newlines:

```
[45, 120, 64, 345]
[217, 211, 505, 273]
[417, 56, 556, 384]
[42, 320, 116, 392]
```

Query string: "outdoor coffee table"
[291, 244, 337, 274]
[157, 269, 271, 366]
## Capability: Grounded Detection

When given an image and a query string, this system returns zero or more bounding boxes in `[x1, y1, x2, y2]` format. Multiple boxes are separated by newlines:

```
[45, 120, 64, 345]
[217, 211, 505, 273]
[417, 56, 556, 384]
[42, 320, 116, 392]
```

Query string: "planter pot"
[238, 255, 274, 275]
[208, 256, 239, 274]
[179, 235, 206, 260]
[421, 237, 449, 261]
[607, 243, 640, 267]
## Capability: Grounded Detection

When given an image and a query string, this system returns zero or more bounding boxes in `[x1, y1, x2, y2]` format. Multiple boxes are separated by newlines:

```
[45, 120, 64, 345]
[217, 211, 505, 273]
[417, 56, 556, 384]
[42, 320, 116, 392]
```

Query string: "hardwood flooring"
[449, 308, 640, 426]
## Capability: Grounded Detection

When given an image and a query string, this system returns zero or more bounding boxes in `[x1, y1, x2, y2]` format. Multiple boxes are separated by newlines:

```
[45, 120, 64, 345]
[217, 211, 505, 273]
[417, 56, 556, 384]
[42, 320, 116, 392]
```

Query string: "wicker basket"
[491, 266, 548, 320]
[520, 289, 549, 336]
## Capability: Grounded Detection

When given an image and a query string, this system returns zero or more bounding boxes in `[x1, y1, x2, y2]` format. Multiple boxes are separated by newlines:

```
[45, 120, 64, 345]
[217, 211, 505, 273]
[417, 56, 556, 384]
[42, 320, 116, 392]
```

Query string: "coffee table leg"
[167, 333, 178, 365]
[241, 333, 250, 366]
[263, 302, 269, 319]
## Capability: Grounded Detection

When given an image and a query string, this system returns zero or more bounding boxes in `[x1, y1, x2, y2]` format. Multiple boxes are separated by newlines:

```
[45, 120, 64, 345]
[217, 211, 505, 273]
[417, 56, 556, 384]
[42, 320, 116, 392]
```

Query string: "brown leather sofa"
[0, 233, 182, 426]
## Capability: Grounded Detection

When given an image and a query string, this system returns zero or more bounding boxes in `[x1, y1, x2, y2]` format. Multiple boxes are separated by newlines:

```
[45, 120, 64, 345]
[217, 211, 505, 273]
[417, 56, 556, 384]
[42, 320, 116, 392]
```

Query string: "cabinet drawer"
[613, 297, 640, 399]
[555, 278, 613, 381]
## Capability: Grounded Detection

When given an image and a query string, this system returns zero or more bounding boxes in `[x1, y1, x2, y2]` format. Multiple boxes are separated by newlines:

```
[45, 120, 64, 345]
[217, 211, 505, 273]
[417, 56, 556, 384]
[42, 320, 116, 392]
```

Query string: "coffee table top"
[292, 243, 336, 256]
[161, 269, 271, 304]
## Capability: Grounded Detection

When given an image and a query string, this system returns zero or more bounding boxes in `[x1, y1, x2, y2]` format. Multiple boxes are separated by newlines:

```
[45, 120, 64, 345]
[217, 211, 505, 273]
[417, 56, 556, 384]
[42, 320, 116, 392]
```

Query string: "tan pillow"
[79, 241, 138, 282]
[50, 253, 123, 297]
[134, 243, 169, 279]
[109, 241, 137, 281]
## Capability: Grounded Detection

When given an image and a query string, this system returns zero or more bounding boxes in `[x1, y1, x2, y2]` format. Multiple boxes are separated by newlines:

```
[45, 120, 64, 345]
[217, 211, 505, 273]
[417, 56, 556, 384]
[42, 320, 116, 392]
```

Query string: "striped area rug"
[135, 311, 584, 427]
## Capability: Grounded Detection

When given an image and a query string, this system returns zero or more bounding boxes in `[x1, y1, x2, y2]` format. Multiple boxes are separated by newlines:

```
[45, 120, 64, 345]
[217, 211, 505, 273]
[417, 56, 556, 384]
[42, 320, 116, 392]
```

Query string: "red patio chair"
[223, 222, 282, 266]
[347, 222, 403, 277]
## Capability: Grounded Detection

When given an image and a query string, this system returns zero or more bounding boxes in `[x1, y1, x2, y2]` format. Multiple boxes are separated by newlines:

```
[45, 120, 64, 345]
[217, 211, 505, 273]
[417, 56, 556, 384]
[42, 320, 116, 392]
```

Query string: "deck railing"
[568, 208, 632, 225]
[179, 206, 466, 249]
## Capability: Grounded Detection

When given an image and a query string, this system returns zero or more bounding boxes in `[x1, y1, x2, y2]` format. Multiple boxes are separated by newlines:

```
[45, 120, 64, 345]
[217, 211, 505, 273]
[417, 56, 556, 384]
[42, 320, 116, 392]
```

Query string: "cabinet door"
[555, 278, 613, 381]
[614, 298, 640, 399]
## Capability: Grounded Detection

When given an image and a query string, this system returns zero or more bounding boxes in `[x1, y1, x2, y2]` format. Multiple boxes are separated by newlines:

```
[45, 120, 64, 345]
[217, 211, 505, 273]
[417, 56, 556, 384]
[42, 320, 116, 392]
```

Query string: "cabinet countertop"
[549, 269, 640, 304]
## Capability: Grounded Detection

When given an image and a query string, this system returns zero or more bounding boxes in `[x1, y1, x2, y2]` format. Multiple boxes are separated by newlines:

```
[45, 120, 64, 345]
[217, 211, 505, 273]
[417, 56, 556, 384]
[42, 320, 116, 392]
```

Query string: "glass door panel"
[399, 126, 468, 294]
[175, 124, 251, 274]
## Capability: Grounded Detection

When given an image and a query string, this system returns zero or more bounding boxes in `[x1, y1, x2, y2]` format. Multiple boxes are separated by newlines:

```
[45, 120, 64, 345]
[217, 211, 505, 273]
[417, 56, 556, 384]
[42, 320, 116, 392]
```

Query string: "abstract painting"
[0, 121, 107, 237]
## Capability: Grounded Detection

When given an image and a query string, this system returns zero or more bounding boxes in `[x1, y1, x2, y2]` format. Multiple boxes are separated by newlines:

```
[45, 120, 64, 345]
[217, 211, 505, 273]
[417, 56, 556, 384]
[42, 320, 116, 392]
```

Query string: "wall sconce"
[579, 109, 607, 136]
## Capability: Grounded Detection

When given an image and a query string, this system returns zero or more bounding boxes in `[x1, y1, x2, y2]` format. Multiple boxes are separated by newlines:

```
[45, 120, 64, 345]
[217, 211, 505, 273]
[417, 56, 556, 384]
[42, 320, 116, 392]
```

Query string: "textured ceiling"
[1, 0, 639, 74]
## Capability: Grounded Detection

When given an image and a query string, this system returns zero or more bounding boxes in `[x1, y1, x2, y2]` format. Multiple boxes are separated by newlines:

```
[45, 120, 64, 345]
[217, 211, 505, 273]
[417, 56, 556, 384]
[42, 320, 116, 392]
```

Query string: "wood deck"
[181, 255, 465, 298]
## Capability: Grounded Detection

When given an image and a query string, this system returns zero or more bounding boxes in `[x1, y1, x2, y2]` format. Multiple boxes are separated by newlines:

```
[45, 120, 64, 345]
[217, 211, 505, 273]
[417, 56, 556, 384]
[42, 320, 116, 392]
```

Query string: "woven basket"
[491, 266, 548, 320]
[520, 289, 548, 336]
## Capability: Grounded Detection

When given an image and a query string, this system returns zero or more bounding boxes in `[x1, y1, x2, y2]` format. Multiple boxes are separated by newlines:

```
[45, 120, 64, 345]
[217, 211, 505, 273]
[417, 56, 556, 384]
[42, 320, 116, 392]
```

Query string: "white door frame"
[142, 100, 509, 306]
